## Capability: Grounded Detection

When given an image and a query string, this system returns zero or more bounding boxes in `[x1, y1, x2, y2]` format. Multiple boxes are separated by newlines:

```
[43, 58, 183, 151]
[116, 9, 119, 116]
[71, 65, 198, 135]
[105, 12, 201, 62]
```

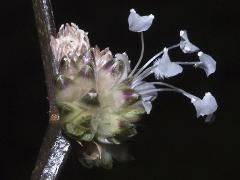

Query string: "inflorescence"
[50, 8, 218, 168]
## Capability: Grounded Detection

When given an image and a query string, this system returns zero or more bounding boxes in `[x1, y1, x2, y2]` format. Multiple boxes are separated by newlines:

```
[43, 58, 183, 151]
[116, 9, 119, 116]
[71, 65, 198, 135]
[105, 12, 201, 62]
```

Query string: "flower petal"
[153, 48, 183, 79]
[128, 9, 154, 32]
[133, 81, 157, 101]
[133, 81, 157, 114]
[180, 30, 200, 53]
[191, 92, 218, 117]
[142, 101, 152, 114]
[196, 51, 216, 76]
[155, 62, 183, 79]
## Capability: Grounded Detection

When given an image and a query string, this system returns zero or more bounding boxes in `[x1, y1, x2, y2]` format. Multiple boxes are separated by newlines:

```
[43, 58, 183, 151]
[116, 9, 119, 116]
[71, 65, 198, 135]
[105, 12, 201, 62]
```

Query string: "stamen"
[175, 61, 202, 65]
[147, 82, 196, 100]
[132, 65, 158, 86]
[129, 32, 145, 77]
[139, 88, 177, 95]
[132, 70, 153, 85]
[133, 43, 180, 78]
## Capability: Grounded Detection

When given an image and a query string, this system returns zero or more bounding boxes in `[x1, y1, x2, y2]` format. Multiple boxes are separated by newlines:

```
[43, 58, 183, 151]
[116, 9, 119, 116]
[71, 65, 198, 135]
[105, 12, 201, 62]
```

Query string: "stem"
[129, 32, 145, 77]
[31, 0, 71, 179]
[133, 43, 180, 78]
[31, 122, 71, 180]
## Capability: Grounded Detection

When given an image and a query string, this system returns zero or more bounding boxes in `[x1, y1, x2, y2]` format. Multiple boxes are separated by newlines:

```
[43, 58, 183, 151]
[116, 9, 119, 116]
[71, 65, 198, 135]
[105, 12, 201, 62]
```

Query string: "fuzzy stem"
[31, 0, 71, 179]
[129, 32, 145, 77]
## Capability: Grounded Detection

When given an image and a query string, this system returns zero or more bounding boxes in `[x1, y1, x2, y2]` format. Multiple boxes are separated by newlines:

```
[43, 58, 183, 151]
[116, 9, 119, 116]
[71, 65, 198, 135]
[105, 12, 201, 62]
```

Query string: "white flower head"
[191, 92, 218, 117]
[196, 51, 217, 76]
[180, 30, 200, 53]
[128, 9, 154, 32]
[153, 48, 183, 79]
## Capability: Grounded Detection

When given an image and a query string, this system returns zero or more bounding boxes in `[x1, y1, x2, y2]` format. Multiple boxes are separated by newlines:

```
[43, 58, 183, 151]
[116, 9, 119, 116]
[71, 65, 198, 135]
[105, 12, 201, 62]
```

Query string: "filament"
[129, 32, 145, 77]
[133, 43, 180, 78]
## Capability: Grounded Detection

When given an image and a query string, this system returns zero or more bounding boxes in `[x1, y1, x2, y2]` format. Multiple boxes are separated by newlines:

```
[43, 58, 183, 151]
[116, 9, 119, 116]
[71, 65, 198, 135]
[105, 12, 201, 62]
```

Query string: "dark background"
[1, 0, 240, 179]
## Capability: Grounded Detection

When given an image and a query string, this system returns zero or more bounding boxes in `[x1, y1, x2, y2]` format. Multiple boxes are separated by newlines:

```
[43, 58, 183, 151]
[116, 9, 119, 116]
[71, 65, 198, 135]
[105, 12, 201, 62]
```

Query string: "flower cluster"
[128, 9, 217, 117]
[50, 9, 218, 168]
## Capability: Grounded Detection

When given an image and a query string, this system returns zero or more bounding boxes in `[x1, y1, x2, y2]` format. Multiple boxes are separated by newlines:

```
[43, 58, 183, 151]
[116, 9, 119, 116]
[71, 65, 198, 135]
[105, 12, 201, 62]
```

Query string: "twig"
[31, 0, 71, 179]
[31, 122, 71, 180]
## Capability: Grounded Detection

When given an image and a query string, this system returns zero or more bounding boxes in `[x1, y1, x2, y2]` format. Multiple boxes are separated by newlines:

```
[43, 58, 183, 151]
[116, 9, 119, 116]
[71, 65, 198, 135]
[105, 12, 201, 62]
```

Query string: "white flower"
[153, 48, 183, 79]
[128, 9, 154, 32]
[195, 51, 216, 76]
[180, 30, 200, 53]
[191, 92, 218, 117]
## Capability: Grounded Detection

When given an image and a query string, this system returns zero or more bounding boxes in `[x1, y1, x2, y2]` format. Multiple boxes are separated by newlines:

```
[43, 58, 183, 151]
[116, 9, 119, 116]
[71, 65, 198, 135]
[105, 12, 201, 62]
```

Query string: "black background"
[1, 0, 240, 179]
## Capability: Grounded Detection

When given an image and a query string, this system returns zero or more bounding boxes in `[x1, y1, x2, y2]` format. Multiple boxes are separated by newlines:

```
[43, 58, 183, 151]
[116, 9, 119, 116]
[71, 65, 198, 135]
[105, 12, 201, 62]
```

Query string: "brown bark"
[31, 0, 71, 179]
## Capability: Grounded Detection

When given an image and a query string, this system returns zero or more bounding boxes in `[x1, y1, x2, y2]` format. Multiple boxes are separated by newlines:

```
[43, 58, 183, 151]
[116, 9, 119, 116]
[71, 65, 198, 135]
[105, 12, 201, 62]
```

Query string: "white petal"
[191, 92, 218, 117]
[155, 62, 183, 79]
[128, 9, 154, 32]
[153, 48, 183, 79]
[133, 81, 157, 92]
[161, 47, 171, 63]
[133, 81, 157, 114]
[196, 51, 216, 76]
[134, 81, 158, 100]
[142, 101, 152, 114]
[180, 30, 200, 53]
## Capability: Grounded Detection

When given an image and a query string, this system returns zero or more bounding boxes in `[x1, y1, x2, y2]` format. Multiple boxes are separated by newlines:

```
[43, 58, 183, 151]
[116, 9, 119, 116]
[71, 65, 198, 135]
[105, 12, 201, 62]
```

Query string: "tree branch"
[31, 0, 71, 179]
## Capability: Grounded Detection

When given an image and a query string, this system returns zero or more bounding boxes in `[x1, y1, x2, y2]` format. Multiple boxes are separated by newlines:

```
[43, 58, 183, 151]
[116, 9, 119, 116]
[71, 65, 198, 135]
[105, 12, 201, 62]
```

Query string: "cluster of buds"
[50, 9, 218, 168]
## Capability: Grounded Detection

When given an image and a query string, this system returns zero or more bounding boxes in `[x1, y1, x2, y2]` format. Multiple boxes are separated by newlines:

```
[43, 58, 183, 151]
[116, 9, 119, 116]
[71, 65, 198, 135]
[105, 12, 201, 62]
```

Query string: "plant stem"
[31, 0, 71, 179]
[31, 122, 71, 180]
